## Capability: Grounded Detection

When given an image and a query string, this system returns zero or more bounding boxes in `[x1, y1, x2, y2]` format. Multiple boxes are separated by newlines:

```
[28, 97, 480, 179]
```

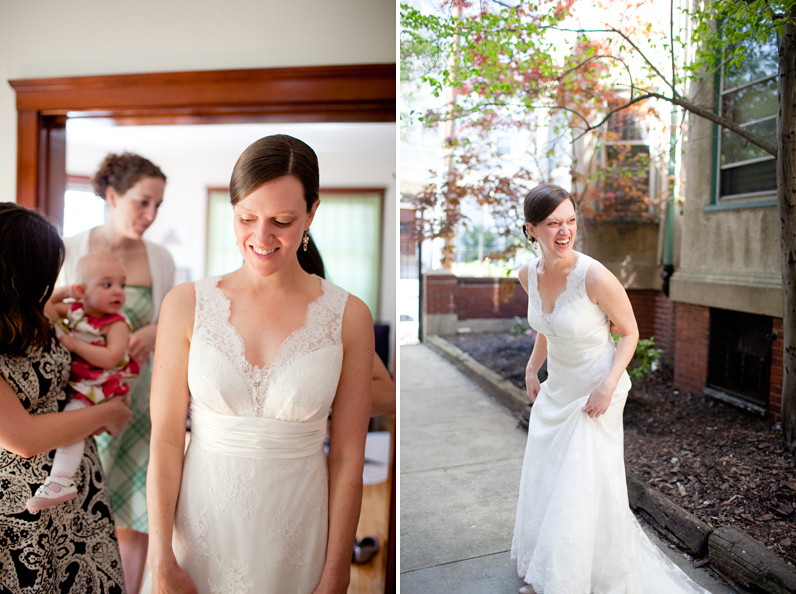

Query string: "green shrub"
[511, 316, 526, 338]
[612, 332, 663, 384]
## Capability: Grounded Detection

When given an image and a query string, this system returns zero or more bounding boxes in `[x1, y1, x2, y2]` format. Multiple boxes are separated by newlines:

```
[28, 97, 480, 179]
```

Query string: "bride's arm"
[146, 283, 198, 594]
[314, 296, 374, 594]
[583, 263, 639, 418]
[525, 333, 547, 402]
[517, 263, 545, 402]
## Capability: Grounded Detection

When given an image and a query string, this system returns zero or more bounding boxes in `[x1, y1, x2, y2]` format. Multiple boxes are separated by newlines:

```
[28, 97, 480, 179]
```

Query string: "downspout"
[662, 106, 677, 297]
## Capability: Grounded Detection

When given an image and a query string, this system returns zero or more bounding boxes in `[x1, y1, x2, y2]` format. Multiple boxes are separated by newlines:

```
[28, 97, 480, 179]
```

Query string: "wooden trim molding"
[11, 64, 396, 210]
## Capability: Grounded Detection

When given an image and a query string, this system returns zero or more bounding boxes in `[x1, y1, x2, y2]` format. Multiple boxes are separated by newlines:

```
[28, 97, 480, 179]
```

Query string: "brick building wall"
[625, 290, 675, 366]
[626, 290, 656, 340]
[673, 303, 710, 395]
[653, 292, 675, 367]
[454, 277, 527, 320]
[423, 272, 456, 315]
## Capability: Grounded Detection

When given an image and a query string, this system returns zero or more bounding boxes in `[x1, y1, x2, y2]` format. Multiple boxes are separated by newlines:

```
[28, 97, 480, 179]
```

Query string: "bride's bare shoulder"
[584, 260, 625, 303]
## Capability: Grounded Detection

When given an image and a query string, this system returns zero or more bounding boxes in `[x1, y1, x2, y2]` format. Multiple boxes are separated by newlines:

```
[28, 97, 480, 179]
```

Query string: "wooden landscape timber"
[709, 526, 796, 594]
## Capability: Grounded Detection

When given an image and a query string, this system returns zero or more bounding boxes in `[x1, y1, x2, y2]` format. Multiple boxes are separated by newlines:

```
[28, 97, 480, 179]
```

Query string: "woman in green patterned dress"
[57, 153, 176, 594]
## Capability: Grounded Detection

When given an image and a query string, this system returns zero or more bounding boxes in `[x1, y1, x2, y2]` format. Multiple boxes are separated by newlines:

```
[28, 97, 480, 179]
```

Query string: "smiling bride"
[142, 135, 373, 594]
[512, 184, 714, 594]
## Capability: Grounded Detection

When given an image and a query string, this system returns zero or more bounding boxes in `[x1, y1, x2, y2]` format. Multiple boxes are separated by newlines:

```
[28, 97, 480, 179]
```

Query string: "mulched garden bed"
[446, 331, 796, 567]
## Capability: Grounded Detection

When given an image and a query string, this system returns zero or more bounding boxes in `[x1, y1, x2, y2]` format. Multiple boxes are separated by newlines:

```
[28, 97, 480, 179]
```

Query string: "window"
[716, 32, 778, 200]
[63, 176, 105, 238]
[706, 308, 771, 414]
[311, 190, 383, 319]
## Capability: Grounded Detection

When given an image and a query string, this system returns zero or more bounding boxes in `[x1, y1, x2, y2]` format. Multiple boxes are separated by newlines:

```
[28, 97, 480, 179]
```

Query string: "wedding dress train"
[512, 252, 711, 594]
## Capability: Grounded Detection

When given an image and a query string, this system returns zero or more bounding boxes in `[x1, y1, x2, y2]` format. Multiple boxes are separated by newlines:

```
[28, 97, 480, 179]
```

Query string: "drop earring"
[302, 231, 310, 252]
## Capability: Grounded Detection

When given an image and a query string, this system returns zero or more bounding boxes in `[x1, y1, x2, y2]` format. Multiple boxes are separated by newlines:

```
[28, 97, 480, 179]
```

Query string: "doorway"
[11, 63, 397, 594]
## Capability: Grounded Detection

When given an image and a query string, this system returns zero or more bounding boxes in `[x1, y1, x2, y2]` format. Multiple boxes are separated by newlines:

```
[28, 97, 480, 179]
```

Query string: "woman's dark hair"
[0, 203, 65, 356]
[298, 235, 325, 279]
[92, 152, 166, 199]
[522, 183, 577, 243]
[229, 134, 322, 275]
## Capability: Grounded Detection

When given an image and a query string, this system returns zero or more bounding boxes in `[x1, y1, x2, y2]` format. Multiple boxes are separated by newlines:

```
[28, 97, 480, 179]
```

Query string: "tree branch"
[609, 27, 680, 99]
[557, 54, 635, 98]
[570, 93, 659, 141]
[662, 93, 777, 156]
[567, 89, 778, 157]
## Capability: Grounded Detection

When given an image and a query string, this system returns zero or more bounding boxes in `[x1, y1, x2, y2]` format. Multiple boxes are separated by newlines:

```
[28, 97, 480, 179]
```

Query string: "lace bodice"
[526, 252, 608, 339]
[527, 252, 627, 393]
[187, 275, 348, 421]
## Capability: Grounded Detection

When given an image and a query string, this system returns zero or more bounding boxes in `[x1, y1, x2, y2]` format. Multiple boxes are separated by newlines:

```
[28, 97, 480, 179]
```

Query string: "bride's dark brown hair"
[229, 134, 325, 277]
[522, 184, 578, 243]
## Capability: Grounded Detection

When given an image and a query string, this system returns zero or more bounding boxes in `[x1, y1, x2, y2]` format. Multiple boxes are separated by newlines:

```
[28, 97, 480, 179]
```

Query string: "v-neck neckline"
[214, 276, 327, 375]
[534, 252, 580, 317]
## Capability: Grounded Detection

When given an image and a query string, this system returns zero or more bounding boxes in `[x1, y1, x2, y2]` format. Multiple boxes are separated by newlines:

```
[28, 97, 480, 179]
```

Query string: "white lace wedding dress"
[512, 252, 711, 594]
[141, 275, 348, 594]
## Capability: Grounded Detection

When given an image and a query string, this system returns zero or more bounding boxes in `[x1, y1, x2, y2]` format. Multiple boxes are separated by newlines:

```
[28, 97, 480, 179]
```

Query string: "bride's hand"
[583, 381, 614, 418]
[525, 363, 541, 403]
[150, 557, 198, 594]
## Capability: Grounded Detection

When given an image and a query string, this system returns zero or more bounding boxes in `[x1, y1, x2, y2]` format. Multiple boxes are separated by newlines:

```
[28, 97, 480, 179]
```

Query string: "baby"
[28, 252, 139, 512]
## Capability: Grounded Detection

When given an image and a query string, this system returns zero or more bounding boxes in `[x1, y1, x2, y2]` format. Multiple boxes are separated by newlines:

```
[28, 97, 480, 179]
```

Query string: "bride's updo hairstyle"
[522, 183, 577, 244]
[229, 134, 325, 278]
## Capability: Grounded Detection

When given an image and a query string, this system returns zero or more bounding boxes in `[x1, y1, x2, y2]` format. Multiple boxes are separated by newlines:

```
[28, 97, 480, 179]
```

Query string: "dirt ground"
[446, 331, 796, 567]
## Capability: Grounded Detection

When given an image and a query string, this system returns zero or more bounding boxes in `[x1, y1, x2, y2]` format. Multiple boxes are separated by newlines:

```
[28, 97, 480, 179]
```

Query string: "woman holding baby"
[56, 152, 176, 593]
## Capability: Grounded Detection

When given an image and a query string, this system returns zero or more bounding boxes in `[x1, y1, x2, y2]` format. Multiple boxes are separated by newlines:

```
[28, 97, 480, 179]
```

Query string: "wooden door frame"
[10, 63, 397, 592]
[10, 63, 396, 213]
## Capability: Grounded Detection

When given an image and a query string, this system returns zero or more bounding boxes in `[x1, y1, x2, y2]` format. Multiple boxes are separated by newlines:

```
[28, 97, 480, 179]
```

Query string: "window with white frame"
[717, 33, 777, 200]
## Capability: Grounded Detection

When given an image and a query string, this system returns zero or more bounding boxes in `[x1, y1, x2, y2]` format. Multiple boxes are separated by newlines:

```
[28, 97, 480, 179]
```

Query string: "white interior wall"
[66, 121, 397, 339]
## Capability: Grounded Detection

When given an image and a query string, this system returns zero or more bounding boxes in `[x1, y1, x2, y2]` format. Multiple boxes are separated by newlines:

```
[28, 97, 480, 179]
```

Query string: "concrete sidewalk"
[400, 343, 735, 594]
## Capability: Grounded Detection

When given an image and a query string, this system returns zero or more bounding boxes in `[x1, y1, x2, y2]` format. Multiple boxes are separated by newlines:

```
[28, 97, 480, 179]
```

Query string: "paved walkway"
[400, 343, 735, 594]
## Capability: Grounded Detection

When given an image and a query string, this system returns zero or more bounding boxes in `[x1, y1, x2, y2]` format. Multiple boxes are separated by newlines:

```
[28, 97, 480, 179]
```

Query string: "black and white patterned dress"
[0, 336, 125, 594]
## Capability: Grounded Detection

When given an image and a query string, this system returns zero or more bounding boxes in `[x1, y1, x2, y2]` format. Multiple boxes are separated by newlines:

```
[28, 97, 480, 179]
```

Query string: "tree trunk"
[777, 10, 796, 453]
[442, 0, 462, 269]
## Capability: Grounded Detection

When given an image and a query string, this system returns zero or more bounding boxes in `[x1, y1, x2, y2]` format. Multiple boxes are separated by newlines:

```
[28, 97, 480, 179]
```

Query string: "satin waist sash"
[190, 406, 327, 460]
[545, 327, 612, 357]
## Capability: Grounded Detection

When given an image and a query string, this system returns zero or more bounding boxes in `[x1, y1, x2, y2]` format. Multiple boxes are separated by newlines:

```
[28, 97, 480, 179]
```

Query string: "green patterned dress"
[95, 285, 154, 533]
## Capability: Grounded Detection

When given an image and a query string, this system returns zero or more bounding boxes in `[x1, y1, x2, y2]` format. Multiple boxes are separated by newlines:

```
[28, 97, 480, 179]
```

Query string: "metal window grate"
[706, 308, 772, 411]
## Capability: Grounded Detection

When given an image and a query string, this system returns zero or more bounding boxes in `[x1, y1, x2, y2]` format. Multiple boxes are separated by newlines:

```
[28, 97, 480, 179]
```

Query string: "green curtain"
[312, 193, 382, 320]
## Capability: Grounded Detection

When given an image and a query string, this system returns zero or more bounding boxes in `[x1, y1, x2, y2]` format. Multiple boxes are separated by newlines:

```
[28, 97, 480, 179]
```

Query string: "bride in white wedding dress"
[512, 184, 712, 594]
[142, 135, 373, 594]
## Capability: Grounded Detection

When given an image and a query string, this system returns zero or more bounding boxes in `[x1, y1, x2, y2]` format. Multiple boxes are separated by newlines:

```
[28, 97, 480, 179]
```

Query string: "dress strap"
[526, 256, 542, 314]
[570, 252, 595, 299]
[192, 276, 223, 336]
[317, 279, 349, 345]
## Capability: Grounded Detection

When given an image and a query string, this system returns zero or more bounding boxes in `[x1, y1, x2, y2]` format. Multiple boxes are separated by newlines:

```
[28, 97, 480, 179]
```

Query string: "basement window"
[705, 308, 772, 415]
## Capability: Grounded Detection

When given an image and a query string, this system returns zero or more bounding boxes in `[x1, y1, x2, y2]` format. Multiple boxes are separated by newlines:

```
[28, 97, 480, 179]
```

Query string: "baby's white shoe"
[26, 477, 77, 512]
[519, 586, 536, 594]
